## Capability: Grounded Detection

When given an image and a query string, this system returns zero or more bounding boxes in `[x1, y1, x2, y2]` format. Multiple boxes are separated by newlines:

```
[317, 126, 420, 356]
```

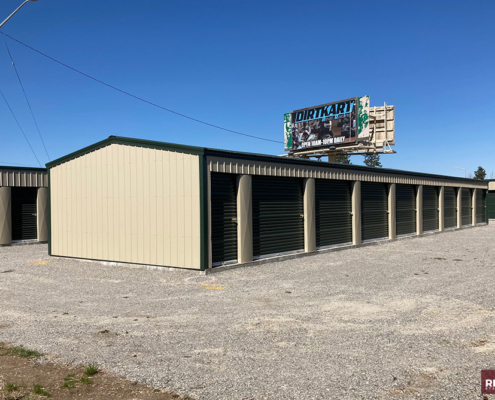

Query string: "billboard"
[285, 96, 370, 152]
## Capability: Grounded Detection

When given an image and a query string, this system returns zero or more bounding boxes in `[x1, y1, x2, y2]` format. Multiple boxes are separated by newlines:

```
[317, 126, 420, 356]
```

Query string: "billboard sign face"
[285, 96, 370, 151]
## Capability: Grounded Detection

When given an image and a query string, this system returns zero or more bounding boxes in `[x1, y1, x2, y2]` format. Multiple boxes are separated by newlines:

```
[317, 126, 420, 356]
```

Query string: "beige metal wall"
[208, 156, 488, 190]
[0, 169, 47, 187]
[50, 144, 202, 269]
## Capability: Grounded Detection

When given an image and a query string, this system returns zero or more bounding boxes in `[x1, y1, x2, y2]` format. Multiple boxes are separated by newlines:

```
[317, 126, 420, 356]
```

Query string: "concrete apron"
[204, 223, 489, 275]
[49, 224, 489, 275]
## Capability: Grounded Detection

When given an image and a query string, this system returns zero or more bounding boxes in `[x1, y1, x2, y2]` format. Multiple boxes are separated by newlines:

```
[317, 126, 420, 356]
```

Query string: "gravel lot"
[1, 227, 495, 399]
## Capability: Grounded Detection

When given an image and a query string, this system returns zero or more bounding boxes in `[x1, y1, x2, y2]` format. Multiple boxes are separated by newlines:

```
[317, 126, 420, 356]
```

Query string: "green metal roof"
[46, 135, 484, 184]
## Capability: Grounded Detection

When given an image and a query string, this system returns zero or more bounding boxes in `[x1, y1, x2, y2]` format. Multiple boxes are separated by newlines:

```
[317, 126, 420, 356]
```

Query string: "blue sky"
[0, 0, 493, 177]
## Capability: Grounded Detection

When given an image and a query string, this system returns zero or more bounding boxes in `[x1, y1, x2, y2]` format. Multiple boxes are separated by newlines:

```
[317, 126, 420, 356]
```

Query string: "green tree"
[474, 166, 486, 180]
[335, 153, 352, 165]
[363, 153, 382, 168]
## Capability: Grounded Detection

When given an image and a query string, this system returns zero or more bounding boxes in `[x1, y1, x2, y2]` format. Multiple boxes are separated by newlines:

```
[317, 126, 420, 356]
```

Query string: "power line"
[0, 89, 42, 167]
[0, 32, 283, 145]
[5, 41, 50, 160]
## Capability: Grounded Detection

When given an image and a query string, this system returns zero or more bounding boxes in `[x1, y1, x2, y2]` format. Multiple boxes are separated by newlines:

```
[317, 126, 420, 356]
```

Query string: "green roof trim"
[46, 135, 483, 184]
[46, 136, 205, 168]
[0, 166, 46, 172]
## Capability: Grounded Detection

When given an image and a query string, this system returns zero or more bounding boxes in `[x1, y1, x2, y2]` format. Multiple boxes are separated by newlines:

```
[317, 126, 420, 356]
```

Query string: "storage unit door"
[252, 176, 304, 257]
[444, 187, 457, 228]
[315, 180, 352, 248]
[487, 192, 495, 221]
[476, 189, 486, 224]
[11, 187, 38, 241]
[396, 184, 416, 236]
[210, 173, 238, 265]
[361, 182, 388, 241]
[423, 186, 439, 232]
[461, 188, 472, 226]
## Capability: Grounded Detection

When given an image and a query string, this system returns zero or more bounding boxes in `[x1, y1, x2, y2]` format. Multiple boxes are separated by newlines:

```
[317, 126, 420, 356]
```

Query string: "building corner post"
[352, 181, 362, 245]
[457, 188, 462, 228]
[304, 178, 316, 253]
[438, 186, 445, 231]
[416, 185, 423, 235]
[37, 187, 49, 242]
[237, 174, 253, 264]
[0, 187, 12, 246]
[472, 189, 477, 225]
[388, 183, 396, 240]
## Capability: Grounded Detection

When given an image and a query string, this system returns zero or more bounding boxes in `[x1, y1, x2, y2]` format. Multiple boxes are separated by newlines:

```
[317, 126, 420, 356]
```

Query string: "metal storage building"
[46, 136, 489, 271]
[0, 166, 49, 246]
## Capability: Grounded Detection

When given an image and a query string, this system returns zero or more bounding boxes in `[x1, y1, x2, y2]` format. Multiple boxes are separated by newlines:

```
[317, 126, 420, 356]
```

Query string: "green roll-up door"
[476, 189, 486, 224]
[211, 173, 237, 265]
[315, 180, 352, 248]
[396, 184, 416, 236]
[487, 191, 495, 221]
[444, 187, 457, 228]
[361, 182, 388, 241]
[423, 186, 439, 232]
[12, 187, 38, 241]
[252, 176, 304, 257]
[461, 188, 472, 226]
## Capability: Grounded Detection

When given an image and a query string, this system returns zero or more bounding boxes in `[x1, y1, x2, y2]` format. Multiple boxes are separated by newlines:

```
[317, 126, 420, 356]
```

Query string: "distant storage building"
[0, 166, 48, 246]
[46, 136, 489, 271]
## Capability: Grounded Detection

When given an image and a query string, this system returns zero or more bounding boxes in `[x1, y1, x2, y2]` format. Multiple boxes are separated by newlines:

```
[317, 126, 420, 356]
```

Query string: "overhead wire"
[0, 89, 42, 167]
[5, 41, 50, 160]
[0, 32, 283, 145]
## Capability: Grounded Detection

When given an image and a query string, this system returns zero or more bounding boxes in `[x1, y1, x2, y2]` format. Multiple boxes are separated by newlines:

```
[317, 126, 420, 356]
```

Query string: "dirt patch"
[0, 343, 182, 400]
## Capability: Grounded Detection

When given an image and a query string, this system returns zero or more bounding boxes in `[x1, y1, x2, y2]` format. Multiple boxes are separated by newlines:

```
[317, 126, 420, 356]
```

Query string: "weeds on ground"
[61, 374, 77, 389]
[0, 343, 43, 358]
[5, 382, 18, 392]
[84, 364, 99, 376]
[80, 376, 93, 384]
[33, 384, 51, 397]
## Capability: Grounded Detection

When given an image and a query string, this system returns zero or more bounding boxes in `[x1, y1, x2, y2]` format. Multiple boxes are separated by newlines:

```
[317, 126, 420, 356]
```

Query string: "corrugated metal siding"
[476, 189, 486, 223]
[315, 180, 352, 247]
[396, 184, 416, 236]
[361, 182, 388, 241]
[423, 186, 439, 232]
[50, 143, 202, 269]
[444, 187, 457, 228]
[0, 170, 47, 187]
[461, 188, 472, 226]
[207, 156, 488, 189]
[252, 176, 304, 257]
[211, 173, 237, 264]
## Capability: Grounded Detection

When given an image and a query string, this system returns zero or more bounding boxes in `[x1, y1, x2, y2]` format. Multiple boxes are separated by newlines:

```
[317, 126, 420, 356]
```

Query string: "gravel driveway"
[1, 227, 495, 399]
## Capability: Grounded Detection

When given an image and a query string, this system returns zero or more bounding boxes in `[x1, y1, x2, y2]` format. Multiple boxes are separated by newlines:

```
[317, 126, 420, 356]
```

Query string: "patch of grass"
[5, 345, 43, 358]
[98, 329, 110, 334]
[33, 384, 51, 397]
[453, 259, 463, 262]
[61, 373, 78, 389]
[5, 382, 19, 392]
[285, 291, 292, 294]
[84, 364, 99, 376]
[434, 257, 446, 260]
[80, 376, 93, 385]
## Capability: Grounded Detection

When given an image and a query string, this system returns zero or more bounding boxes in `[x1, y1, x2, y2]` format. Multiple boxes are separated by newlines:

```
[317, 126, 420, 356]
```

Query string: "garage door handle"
[231, 218, 237, 223]
[299, 214, 304, 219]
[32, 213, 37, 217]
